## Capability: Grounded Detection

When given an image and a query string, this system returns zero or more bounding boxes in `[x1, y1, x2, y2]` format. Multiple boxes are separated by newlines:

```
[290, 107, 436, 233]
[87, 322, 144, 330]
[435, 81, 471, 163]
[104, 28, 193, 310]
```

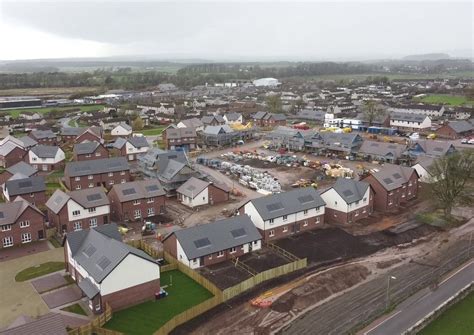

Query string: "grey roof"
[369, 163, 417, 191]
[5, 176, 45, 196]
[128, 136, 150, 148]
[271, 113, 287, 121]
[115, 123, 132, 131]
[413, 140, 455, 157]
[446, 120, 473, 134]
[253, 111, 267, 120]
[0, 197, 43, 227]
[224, 112, 242, 121]
[18, 136, 37, 148]
[248, 187, 326, 220]
[74, 141, 101, 155]
[6, 162, 37, 178]
[66, 224, 156, 283]
[69, 187, 109, 209]
[45, 190, 69, 214]
[61, 127, 84, 136]
[359, 140, 407, 158]
[203, 125, 233, 135]
[165, 127, 197, 139]
[201, 115, 225, 125]
[169, 215, 262, 260]
[0, 142, 21, 156]
[176, 177, 209, 198]
[78, 278, 100, 299]
[390, 112, 428, 122]
[161, 159, 186, 180]
[65, 157, 129, 177]
[30, 145, 60, 159]
[30, 129, 56, 140]
[296, 109, 325, 121]
[0, 313, 67, 335]
[328, 178, 370, 204]
[111, 179, 165, 202]
[413, 156, 435, 170]
[111, 137, 127, 149]
[179, 118, 203, 128]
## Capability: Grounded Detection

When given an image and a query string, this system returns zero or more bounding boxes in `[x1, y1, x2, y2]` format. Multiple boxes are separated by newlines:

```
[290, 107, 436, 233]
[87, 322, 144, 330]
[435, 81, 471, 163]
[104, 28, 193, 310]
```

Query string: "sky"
[0, 0, 472, 61]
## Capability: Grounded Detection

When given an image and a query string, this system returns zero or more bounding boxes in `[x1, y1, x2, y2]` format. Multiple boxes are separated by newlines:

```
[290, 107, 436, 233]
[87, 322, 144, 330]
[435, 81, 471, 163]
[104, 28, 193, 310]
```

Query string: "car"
[461, 138, 469, 144]
[468, 139, 474, 145]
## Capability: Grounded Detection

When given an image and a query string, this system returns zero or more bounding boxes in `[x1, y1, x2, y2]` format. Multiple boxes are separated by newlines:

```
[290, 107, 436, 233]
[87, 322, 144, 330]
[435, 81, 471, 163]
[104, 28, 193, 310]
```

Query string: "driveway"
[0, 241, 50, 263]
[0, 247, 64, 329]
[42, 286, 83, 309]
[32, 273, 68, 294]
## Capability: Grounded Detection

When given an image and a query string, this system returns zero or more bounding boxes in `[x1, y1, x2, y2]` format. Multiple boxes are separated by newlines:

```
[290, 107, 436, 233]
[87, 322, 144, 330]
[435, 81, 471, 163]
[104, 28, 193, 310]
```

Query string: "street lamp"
[386, 275, 397, 310]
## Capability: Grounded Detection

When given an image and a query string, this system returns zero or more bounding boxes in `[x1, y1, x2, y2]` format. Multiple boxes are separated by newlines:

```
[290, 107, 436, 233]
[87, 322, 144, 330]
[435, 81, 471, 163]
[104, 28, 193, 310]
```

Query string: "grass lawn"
[6, 104, 105, 118]
[15, 261, 65, 282]
[416, 94, 474, 106]
[61, 303, 88, 316]
[104, 270, 214, 334]
[140, 126, 166, 136]
[420, 291, 474, 335]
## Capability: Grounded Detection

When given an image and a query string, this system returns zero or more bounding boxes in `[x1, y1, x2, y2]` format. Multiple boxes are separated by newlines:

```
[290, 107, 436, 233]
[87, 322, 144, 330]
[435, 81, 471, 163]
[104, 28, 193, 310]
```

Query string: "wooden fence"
[67, 304, 118, 335]
[222, 258, 307, 301]
[127, 239, 163, 259]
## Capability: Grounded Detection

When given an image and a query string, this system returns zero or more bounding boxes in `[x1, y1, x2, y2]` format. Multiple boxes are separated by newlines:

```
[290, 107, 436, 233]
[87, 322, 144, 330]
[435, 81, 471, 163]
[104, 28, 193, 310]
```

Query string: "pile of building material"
[221, 151, 321, 169]
[322, 164, 354, 178]
[196, 157, 282, 194]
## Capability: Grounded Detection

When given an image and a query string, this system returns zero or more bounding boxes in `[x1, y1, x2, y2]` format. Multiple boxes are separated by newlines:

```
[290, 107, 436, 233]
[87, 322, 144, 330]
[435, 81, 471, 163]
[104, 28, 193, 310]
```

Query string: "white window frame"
[283, 226, 288, 233]
[283, 215, 288, 221]
[269, 230, 275, 237]
[133, 199, 141, 205]
[303, 209, 308, 215]
[3, 236, 13, 247]
[73, 221, 82, 231]
[21, 233, 32, 244]
[88, 207, 96, 213]
[120, 171, 126, 176]
[75, 176, 81, 181]
[89, 218, 97, 228]
[134, 209, 141, 219]
[75, 185, 82, 190]
[147, 208, 154, 216]
[72, 210, 80, 216]
[147, 197, 154, 203]
[20, 221, 30, 228]
[269, 218, 274, 224]
[217, 251, 224, 257]
[88, 175, 93, 180]
[108, 172, 113, 177]
[230, 247, 236, 254]
[315, 217, 320, 224]
[1, 224, 12, 232]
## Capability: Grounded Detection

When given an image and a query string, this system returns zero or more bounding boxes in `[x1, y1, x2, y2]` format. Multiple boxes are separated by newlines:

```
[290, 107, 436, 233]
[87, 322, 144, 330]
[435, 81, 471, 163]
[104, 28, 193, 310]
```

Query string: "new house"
[46, 187, 110, 234]
[0, 161, 37, 185]
[75, 127, 104, 144]
[240, 187, 326, 241]
[108, 180, 166, 222]
[388, 104, 445, 118]
[223, 112, 243, 125]
[28, 129, 57, 145]
[389, 112, 431, 132]
[27, 145, 65, 171]
[176, 118, 204, 132]
[253, 112, 287, 128]
[408, 140, 456, 158]
[201, 115, 225, 126]
[358, 141, 408, 163]
[361, 163, 419, 212]
[176, 177, 230, 208]
[0, 141, 27, 168]
[412, 156, 437, 183]
[111, 136, 150, 161]
[64, 224, 160, 313]
[435, 121, 473, 139]
[3, 176, 46, 207]
[111, 123, 132, 137]
[162, 128, 197, 151]
[162, 215, 262, 269]
[319, 178, 374, 224]
[0, 197, 45, 249]
[73, 142, 109, 161]
[60, 127, 84, 143]
[64, 157, 130, 190]
[201, 125, 240, 147]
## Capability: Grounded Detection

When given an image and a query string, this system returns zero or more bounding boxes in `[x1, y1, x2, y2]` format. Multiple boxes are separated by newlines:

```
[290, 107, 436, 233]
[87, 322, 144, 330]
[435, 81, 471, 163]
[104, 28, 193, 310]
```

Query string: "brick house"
[111, 136, 150, 161]
[60, 127, 83, 144]
[176, 177, 230, 208]
[0, 142, 27, 168]
[75, 127, 104, 144]
[111, 123, 132, 137]
[28, 129, 58, 145]
[361, 163, 419, 212]
[27, 145, 65, 172]
[435, 121, 473, 139]
[64, 224, 160, 314]
[0, 197, 45, 249]
[64, 157, 130, 191]
[108, 180, 166, 222]
[319, 178, 374, 224]
[253, 112, 287, 128]
[46, 187, 110, 234]
[162, 215, 262, 269]
[201, 115, 225, 126]
[3, 176, 47, 207]
[162, 128, 197, 151]
[0, 161, 37, 186]
[240, 187, 326, 241]
[73, 142, 109, 161]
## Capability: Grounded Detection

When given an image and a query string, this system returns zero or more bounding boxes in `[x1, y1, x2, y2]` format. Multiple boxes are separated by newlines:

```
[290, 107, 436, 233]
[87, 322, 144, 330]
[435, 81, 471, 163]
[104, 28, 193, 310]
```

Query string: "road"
[364, 260, 474, 335]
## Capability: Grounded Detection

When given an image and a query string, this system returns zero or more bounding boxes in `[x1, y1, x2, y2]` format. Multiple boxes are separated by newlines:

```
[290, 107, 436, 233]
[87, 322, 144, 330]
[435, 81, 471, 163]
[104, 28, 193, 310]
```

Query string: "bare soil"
[198, 262, 253, 290]
[239, 248, 291, 273]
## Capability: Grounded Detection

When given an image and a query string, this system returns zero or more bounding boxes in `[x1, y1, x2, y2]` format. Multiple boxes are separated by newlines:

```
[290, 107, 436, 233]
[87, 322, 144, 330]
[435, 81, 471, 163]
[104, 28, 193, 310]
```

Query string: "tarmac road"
[364, 260, 474, 335]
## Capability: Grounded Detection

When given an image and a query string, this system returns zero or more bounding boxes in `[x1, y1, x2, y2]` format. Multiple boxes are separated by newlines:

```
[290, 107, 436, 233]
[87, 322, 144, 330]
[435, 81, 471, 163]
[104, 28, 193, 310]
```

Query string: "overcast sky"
[0, 0, 472, 61]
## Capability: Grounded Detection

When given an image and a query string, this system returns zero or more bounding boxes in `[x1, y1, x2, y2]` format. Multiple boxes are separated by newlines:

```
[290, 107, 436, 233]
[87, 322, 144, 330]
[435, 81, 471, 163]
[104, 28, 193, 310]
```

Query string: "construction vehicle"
[142, 221, 156, 236]
[427, 133, 437, 140]
[342, 127, 352, 133]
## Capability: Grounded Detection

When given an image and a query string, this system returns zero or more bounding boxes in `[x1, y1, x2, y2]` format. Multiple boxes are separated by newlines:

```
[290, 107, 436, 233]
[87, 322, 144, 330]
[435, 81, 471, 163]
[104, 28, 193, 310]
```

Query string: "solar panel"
[75, 165, 91, 172]
[231, 228, 247, 238]
[393, 173, 402, 179]
[194, 238, 211, 249]
[83, 244, 96, 257]
[187, 185, 196, 191]
[0, 212, 4, 219]
[342, 190, 354, 197]
[266, 202, 284, 212]
[167, 168, 176, 175]
[86, 193, 102, 202]
[145, 185, 159, 192]
[383, 178, 394, 185]
[54, 196, 63, 205]
[97, 256, 111, 270]
[122, 188, 137, 196]
[18, 181, 32, 188]
[297, 195, 314, 204]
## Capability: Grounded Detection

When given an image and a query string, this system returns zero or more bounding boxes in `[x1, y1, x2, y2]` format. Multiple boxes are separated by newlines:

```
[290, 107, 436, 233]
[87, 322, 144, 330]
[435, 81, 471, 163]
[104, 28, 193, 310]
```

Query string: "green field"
[61, 303, 88, 316]
[104, 270, 214, 334]
[4, 104, 105, 118]
[140, 126, 166, 136]
[15, 261, 65, 282]
[416, 94, 474, 106]
[420, 291, 474, 335]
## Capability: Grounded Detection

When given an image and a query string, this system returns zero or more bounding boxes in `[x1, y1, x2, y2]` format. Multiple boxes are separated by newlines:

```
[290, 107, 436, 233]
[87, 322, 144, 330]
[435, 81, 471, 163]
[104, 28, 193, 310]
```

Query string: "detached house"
[28, 129, 57, 145]
[223, 112, 243, 125]
[163, 215, 262, 269]
[176, 177, 230, 208]
[162, 128, 197, 151]
[112, 136, 150, 161]
[64, 157, 130, 190]
[64, 224, 160, 313]
[111, 123, 132, 137]
[408, 140, 456, 158]
[0, 141, 27, 168]
[253, 112, 287, 128]
[361, 163, 419, 212]
[0, 197, 45, 249]
[73, 142, 109, 161]
[177, 118, 204, 132]
[75, 127, 104, 144]
[60, 127, 84, 143]
[46, 187, 110, 233]
[412, 156, 437, 184]
[319, 178, 374, 224]
[27, 145, 65, 171]
[108, 180, 166, 222]
[435, 121, 473, 139]
[3, 176, 47, 207]
[240, 187, 326, 241]
[201, 115, 225, 126]
[0, 161, 37, 185]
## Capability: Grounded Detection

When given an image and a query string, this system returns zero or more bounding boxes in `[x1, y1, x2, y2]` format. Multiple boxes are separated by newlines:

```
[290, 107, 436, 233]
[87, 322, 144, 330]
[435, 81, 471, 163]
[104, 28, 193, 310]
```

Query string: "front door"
[103, 215, 108, 224]
[292, 223, 300, 234]
[38, 230, 44, 240]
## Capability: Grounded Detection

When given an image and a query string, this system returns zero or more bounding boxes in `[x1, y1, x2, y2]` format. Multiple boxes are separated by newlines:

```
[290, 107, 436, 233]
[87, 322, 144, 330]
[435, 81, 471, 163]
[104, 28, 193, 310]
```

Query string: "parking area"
[42, 286, 83, 309]
[0, 241, 50, 263]
[32, 273, 68, 294]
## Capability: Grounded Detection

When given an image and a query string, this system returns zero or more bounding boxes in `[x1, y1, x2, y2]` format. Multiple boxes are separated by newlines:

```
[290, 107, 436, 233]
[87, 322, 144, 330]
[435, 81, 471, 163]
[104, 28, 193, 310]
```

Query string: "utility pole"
[386, 275, 397, 310]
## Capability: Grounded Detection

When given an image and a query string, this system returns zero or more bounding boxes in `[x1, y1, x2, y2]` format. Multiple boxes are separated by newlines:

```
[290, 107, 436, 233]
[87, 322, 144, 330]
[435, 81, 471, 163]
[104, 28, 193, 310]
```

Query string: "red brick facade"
[0, 207, 45, 249]
[259, 214, 325, 242]
[208, 184, 230, 205]
[0, 146, 27, 168]
[74, 145, 109, 161]
[75, 132, 102, 144]
[28, 134, 57, 146]
[8, 191, 47, 208]
[28, 160, 64, 172]
[48, 206, 110, 234]
[101, 279, 160, 312]
[65, 170, 131, 191]
[435, 124, 472, 140]
[108, 191, 166, 222]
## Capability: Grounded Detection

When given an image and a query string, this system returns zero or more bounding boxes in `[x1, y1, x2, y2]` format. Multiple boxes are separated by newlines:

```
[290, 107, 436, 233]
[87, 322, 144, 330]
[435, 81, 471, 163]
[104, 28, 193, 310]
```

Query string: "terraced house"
[64, 157, 130, 190]
[27, 145, 65, 171]
[28, 129, 58, 145]
[0, 197, 45, 249]
[108, 180, 166, 222]
[240, 187, 326, 241]
[46, 187, 110, 234]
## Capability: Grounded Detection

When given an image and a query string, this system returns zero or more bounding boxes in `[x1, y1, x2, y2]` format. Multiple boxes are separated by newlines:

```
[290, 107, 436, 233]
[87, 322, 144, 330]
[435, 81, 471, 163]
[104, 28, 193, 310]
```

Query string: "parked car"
[461, 138, 470, 144]
[468, 139, 474, 145]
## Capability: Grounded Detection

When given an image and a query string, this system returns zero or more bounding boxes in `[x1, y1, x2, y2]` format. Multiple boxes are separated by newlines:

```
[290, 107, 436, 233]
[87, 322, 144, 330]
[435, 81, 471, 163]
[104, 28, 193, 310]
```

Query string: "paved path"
[0, 241, 50, 263]
[364, 260, 474, 335]
[32, 273, 67, 294]
[42, 286, 83, 308]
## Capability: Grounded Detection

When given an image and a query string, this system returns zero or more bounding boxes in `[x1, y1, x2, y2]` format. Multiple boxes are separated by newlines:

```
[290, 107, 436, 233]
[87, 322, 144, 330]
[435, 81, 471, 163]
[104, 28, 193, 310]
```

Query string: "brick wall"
[75, 132, 101, 144]
[48, 205, 109, 233]
[116, 196, 166, 222]
[1, 147, 27, 168]
[259, 214, 325, 242]
[74, 146, 109, 161]
[0, 207, 45, 249]
[66, 171, 131, 191]
[102, 279, 160, 311]
[208, 184, 229, 205]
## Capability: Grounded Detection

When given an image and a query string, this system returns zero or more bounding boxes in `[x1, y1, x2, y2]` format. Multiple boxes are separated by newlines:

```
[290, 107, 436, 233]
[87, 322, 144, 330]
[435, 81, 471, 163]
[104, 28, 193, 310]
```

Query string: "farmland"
[3, 104, 105, 118]
[415, 94, 474, 106]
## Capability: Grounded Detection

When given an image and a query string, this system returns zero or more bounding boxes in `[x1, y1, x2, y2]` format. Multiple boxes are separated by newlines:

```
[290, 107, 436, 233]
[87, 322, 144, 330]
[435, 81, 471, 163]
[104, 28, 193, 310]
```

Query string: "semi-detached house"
[240, 187, 326, 241]
[73, 142, 109, 161]
[111, 136, 150, 161]
[27, 145, 65, 171]
[3, 175, 46, 207]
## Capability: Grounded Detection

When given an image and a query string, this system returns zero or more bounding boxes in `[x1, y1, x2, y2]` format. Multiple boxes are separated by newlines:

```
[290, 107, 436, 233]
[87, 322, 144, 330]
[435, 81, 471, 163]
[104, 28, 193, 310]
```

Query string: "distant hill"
[402, 53, 451, 61]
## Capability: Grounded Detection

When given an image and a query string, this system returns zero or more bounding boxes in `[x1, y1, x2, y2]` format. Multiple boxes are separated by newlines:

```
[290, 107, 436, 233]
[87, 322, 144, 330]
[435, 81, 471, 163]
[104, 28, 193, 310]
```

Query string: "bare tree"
[363, 100, 384, 127]
[429, 150, 474, 218]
